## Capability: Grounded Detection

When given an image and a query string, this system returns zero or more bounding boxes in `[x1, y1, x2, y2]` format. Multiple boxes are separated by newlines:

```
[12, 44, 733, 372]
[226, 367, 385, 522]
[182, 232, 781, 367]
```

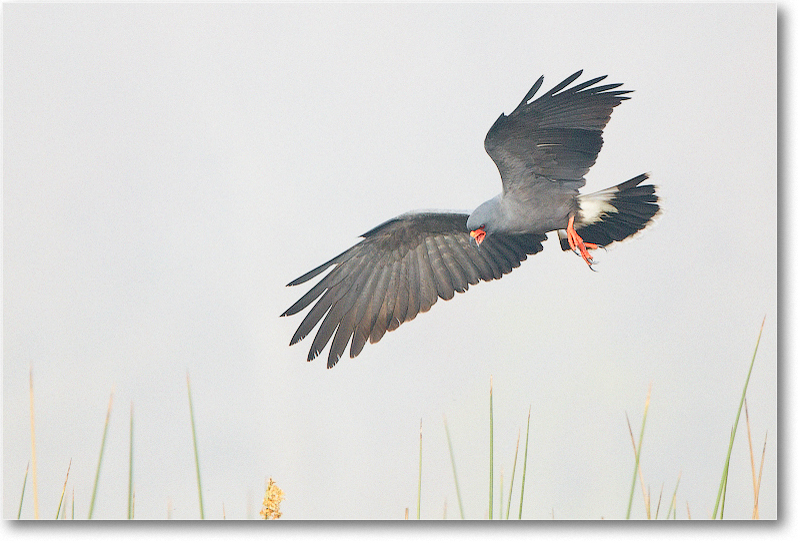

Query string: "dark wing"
[281, 212, 546, 368]
[484, 70, 632, 192]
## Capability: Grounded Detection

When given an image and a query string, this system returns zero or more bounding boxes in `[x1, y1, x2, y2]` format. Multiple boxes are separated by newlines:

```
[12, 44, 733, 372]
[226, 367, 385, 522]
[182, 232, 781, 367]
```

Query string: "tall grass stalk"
[518, 406, 531, 520]
[56, 460, 72, 519]
[17, 462, 29, 519]
[625, 410, 650, 518]
[654, 483, 664, 519]
[128, 402, 134, 519]
[489, 376, 493, 519]
[443, 415, 465, 519]
[665, 472, 681, 520]
[88, 389, 114, 519]
[29, 369, 40, 519]
[499, 468, 503, 519]
[712, 317, 765, 520]
[744, 398, 767, 519]
[754, 432, 767, 519]
[187, 372, 205, 519]
[417, 419, 422, 520]
[626, 384, 651, 519]
[505, 429, 521, 519]
[745, 399, 756, 505]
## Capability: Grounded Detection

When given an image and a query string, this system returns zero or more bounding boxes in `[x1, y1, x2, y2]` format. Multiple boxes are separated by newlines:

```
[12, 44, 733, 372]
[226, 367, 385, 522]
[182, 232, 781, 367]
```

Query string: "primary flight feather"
[282, 70, 660, 368]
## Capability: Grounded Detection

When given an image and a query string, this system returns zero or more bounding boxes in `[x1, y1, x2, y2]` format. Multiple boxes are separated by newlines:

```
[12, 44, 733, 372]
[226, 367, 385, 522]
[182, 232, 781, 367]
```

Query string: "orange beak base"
[470, 228, 486, 246]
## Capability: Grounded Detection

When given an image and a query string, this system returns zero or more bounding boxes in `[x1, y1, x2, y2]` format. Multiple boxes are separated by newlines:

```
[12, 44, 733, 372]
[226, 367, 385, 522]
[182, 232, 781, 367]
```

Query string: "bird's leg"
[566, 214, 599, 268]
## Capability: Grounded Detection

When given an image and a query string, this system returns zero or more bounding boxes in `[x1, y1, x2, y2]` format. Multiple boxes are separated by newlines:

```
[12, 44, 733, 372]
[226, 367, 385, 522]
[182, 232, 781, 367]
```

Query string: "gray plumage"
[282, 71, 660, 367]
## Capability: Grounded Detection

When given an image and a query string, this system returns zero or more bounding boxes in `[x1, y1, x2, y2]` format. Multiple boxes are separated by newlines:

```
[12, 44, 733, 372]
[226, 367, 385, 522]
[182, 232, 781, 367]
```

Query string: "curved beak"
[470, 228, 486, 246]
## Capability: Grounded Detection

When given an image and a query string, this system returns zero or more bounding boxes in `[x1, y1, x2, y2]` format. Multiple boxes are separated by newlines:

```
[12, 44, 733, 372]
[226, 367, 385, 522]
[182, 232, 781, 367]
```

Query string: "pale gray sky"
[4, 2, 778, 526]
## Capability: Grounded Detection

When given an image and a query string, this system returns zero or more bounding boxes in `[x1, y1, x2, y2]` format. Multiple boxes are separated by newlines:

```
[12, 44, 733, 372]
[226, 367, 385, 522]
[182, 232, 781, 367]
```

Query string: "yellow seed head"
[259, 478, 285, 520]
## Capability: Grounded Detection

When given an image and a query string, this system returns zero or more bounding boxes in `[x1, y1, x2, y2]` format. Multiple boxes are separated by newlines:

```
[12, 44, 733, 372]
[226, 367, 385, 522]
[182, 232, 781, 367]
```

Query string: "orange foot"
[566, 215, 599, 268]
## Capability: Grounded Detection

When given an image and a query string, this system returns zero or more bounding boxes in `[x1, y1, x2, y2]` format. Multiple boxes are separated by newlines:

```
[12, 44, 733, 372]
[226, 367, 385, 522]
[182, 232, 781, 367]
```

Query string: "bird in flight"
[282, 70, 660, 368]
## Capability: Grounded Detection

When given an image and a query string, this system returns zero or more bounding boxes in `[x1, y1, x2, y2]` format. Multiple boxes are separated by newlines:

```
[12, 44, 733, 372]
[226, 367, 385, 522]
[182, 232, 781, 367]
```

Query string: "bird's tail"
[558, 173, 660, 251]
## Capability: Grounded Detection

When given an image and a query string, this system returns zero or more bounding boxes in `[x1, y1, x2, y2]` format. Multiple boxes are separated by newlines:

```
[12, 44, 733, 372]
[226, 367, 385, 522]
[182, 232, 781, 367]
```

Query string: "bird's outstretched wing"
[282, 212, 546, 367]
[484, 70, 632, 191]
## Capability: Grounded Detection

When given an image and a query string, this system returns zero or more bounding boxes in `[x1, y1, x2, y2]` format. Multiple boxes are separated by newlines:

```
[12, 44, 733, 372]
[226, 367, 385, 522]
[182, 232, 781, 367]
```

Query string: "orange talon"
[566, 215, 598, 267]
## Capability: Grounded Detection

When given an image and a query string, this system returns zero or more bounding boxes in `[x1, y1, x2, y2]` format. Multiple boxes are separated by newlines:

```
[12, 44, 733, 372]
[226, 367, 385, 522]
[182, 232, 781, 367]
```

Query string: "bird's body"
[471, 184, 578, 235]
[282, 71, 660, 367]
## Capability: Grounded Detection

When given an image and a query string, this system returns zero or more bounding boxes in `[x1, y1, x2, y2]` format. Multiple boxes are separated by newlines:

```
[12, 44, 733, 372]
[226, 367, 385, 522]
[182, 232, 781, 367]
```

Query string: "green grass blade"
[625, 410, 650, 518]
[720, 426, 733, 517]
[499, 468, 504, 519]
[443, 415, 465, 519]
[128, 402, 134, 519]
[518, 406, 531, 520]
[506, 429, 521, 519]
[88, 390, 114, 519]
[17, 461, 29, 519]
[666, 472, 681, 519]
[187, 373, 205, 519]
[417, 419, 422, 520]
[626, 385, 651, 519]
[712, 317, 765, 519]
[489, 376, 493, 519]
[56, 459, 72, 519]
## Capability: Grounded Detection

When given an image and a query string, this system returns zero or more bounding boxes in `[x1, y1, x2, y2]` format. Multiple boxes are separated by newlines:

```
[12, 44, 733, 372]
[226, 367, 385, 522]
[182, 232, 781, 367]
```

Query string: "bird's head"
[467, 196, 501, 246]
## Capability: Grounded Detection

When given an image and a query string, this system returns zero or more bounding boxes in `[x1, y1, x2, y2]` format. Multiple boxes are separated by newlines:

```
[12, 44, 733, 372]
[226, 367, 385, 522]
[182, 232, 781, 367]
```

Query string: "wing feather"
[307, 251, 373, 361]
[433, 235, 468, 293]
[282, 212, 546, 365]
[386, 249, 409, 333]
[425, 236, 456, 300]
[329, 255, 387, 366]
[442, 235, 482, 285]
[288, 251, 368, 345]
[481, 240, 514, 275]
[350, 258, 392, 358]
[404, 243, 423, 321]
[445, 235, 495, 282]
[368, 252, 401, 344]
[414, 242, 438, 313]
[485, 71, 632, 190]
